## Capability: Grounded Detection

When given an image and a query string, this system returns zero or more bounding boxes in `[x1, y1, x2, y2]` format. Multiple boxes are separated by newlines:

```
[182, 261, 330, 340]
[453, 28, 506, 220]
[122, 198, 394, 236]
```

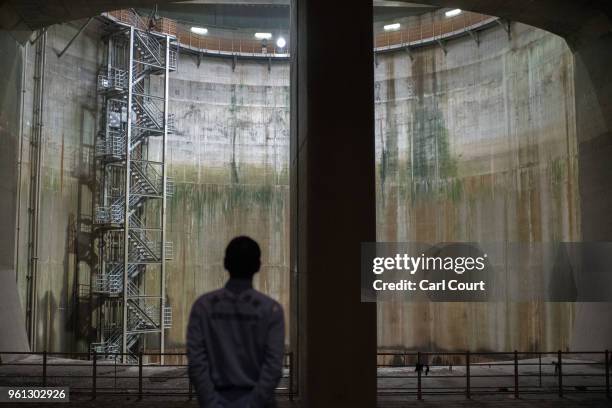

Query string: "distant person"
[187, 236, 285, 408]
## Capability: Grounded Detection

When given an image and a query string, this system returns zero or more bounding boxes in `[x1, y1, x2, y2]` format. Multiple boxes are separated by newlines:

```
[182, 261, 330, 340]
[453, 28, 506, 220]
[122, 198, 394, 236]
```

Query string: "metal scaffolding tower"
[92, 17, 177, 364]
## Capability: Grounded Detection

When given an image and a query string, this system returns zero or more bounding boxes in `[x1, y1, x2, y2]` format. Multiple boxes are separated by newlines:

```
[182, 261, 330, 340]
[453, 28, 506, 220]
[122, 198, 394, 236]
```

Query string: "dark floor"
[2, 397, 612, 408]
[378, 398, 612, 408]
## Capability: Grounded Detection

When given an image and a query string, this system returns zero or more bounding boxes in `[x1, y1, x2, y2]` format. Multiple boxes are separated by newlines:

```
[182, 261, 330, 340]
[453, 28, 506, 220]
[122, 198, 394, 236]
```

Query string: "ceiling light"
[445, 8, 462, 17]
[255, 32, 272, 40]
[383, 23, 401, 31]
[190, 27, 208, 35]
[276, 37, 286, 48]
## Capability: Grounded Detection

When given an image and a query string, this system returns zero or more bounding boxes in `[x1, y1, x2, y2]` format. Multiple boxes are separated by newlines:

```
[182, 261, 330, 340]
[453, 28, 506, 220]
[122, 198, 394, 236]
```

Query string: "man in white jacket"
[187, 236, 285, 408]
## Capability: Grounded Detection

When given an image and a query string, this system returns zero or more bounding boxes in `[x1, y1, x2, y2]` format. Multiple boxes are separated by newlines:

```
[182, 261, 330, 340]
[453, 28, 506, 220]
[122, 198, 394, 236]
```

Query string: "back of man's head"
[224, 236, 261, 279]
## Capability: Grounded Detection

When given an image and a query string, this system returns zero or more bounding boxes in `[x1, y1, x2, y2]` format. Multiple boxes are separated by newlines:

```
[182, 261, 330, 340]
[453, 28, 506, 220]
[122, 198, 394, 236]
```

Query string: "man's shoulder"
[248, 289, 284, 317]
[192, 289, 225, 308]
[249, 289, 280, 306]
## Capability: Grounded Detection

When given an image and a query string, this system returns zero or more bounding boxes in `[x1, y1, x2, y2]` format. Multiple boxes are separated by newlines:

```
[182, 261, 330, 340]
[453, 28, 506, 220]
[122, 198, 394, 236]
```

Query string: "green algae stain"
[369, 52, 460, 205]
[168, 163, 287, 226]
[411, 106, 457, 181]
[550, 157, 565, 188]
[407, 103, 460, 204]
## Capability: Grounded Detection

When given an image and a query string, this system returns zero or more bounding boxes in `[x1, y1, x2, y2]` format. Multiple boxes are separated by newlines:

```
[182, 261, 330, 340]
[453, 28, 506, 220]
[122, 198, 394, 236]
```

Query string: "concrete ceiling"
[0, 0, 437, 35]
[136, 1, 438, 31]
[1, 0, 611, 47]
[171, 0, 430, 5]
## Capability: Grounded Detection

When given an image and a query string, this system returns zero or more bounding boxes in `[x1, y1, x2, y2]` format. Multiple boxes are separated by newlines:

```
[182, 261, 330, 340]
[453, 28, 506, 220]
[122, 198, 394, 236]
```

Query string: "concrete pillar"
[290, 0, 377, 406]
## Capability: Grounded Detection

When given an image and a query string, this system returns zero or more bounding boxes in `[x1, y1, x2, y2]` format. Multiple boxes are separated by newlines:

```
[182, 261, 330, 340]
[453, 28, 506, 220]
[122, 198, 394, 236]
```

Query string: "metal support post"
[514, 350, 519, 398]
[289, 352, 294, 401]
[558, 350, 563, 397]
[42, 350, 47, 386]
[159, 35, 170, 366]
[122, 26, 135, 364]
[56, 18, 93, 58]
[538, 352, 542, 388]
[417, 352, 422, 400]
[92, 350, 97, 400]
[138, 352, 143, 399]
[466, 351, 470, 399]
[605, 350, 610, 399]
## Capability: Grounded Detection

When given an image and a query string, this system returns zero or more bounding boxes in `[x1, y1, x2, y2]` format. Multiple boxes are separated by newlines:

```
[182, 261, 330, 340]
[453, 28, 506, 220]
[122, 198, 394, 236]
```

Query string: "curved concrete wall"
[12, 22, 100, 352]
[163, 54, 290, 350]
[374, 23, 580, 351]
[4, 18, 591, 353]
[0, 32, 29, 355]
[8, 20, 291, 352]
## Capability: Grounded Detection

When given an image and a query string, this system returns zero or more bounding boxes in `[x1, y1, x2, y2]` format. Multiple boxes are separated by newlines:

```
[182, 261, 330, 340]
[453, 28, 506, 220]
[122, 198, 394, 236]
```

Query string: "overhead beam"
[174, 0, 436, 6]
[56, 17, 93, 58]
[174, 0, 289, 4]
[373, 1, 438, 7]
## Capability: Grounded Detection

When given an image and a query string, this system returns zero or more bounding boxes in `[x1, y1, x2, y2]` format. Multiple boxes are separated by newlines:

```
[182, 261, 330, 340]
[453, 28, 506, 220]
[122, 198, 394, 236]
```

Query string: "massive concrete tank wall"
[8, 20, 290, 352]
[13, 21, 100, 352]
[161, 53, 290, 350]
[374, 23, 580, 351]
[5, 18, 588, 353]
[0, 32, 30, 354]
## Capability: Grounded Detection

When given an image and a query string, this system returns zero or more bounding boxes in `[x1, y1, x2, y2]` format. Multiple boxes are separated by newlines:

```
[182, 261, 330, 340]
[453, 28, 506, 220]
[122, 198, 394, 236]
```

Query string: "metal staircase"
[92, 9, 177, 364]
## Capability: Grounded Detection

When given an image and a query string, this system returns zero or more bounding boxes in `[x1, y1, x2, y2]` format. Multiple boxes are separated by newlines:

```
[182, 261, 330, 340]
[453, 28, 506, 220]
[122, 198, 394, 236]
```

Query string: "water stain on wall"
[11, 20, 582, 353]
[375, 23, 580, 352]
[163, 55, 290, 349]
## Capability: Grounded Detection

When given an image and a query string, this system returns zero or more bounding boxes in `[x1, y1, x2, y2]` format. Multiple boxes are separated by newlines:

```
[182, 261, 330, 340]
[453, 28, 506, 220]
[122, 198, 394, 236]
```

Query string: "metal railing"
[377, 350, 611, 399]
[0, 351, 295, 401]
[176, 25, 289, 57]
[1, 350, 609, 400]
[134, 29, 164, 66]
[98, 67, 128, 91]
[94, 203, 122, 224]
[167, 177, 175, 197]
[374, 12, 496, 51]
[103, 9, 498, 58]
[163, 306, 172, 329]
[95, 129, 125, 159]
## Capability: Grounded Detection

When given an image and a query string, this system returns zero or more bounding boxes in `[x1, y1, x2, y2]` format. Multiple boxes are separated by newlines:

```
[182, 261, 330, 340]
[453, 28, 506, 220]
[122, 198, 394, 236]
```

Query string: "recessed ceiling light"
[383, 23, 401, 31]
[190, 27, 208, 35]
[276, 37, 286, 48]
[445, 9, 462, 17]
[255, 32, 273, 40]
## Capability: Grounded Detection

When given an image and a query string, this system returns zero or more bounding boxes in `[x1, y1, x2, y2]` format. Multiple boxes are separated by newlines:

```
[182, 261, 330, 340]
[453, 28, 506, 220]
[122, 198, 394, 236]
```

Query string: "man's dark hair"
[224, 236, 261, 278]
